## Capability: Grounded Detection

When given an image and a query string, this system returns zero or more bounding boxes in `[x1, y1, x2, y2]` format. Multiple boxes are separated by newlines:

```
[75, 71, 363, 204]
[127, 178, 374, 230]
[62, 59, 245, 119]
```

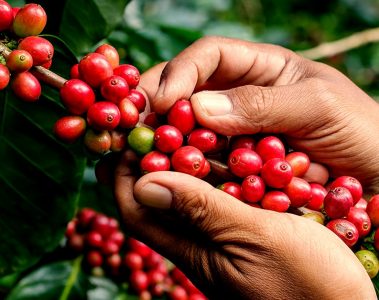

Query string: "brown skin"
[114, 36, 378, 299]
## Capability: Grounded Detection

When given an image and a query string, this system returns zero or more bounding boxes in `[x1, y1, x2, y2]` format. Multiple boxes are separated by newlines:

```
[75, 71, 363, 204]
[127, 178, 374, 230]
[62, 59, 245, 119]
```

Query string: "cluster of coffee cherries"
[52, 42, 146, 156]
[0, 1, 55, 101]
[65, 207, 207, 300]
[90, 98, 379, 281]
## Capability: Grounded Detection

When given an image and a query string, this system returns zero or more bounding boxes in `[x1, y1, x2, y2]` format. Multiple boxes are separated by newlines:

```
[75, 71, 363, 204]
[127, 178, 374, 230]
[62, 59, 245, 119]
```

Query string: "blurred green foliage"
[106, 0, 379, 98]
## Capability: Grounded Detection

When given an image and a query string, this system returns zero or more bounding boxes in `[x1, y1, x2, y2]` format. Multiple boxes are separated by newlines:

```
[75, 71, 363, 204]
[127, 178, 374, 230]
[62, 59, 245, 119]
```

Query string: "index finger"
[148, 36, 312, 114]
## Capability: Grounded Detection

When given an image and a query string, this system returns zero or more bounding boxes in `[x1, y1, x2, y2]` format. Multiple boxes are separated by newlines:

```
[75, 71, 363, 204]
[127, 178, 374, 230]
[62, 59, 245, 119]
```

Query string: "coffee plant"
[1, 0, 379, 299]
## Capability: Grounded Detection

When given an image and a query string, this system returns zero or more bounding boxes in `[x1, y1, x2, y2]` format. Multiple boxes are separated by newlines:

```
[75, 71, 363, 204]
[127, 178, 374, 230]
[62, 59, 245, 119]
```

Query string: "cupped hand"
[140, 36, 379, 194]
[114, 151, 375, 299]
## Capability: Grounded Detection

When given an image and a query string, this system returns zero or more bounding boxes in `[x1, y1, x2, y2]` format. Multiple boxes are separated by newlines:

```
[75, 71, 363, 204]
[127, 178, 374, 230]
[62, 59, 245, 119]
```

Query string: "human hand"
[113, 36, 378, 300]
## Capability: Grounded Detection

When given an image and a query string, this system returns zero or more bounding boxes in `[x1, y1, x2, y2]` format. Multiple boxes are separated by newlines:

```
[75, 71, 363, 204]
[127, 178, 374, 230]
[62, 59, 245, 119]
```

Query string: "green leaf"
[0, 36, 86, 276]
[59, 0, 131, 56]
[5, 259, 128, 300]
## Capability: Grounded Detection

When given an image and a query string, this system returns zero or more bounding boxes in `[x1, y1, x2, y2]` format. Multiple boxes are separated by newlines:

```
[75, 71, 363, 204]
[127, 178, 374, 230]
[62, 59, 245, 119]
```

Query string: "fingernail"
[194, 92, 232, 116]
[137, 183, 172, 209]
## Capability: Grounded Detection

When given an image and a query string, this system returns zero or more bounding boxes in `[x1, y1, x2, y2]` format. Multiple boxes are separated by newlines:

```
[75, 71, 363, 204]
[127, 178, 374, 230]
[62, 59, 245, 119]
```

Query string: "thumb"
[190, 82, 326, 136]
[133, 171, 267, 236]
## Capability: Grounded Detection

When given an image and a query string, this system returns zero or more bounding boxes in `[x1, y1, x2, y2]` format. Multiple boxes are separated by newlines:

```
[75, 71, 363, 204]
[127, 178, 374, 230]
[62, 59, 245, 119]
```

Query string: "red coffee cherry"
[366, 195, 379, 227]
[217, 182, 243, 201]
[324, 186, 354, 219]
[255, 136, 285, 163]
[171, 146, 206, 177]
[143, 112, 164, 129]
[12, 3, 47, 37]
[85, 231, 103, 248]
[53, 115, 86, 143]
[11, 71, 41, 102]
[127, 238, 153, 258]
[102, 240, 120, 255]
[355, 198, 368, 210]
[110, 130, 127, 152]
[305, 183, 327, 211]
[169, 285, 188, 300]
[0, 0, 13, 32]
[261, 191, 291, 212]
[59, 79, 96, 115]
[0, 64, 10, 90]
[6, 50, 33, 72]
[108, 231, 125, 247]
[76, 208, 97, 229]
[229, 135, 255, 151]
[260, 158, 293, 188]
[329, 176, 363, 205]
[118, 98, 139, 129]
[140, 151, 171, 174]
[346, 207, 371, 238]
[285, 151, 310, 177]
[227, 148, 262, 178]
[126, 89, 146, 113]
[114, 64, 140, 89]
[167, 99, 196, 135]
[130, 270, 149, 293]
[87, 101, 121, 131]
[241, 175, 265, 203]
[187, 128, 218, 153]
[100, 75, 129, 104]
[83, 129, 111, 155]
[154, 125, 183, 153]
[196, 158, 211, 179]
[18, 36, 54, 66]
[326, 219, 359, 248]
[374, 229, 379, 251]
[70, 64, 80, 79]
[95, 43, 120, 69]
[282, 177, 312, 208]
[79, 53, 113, 88]
[124, 252, 143, 270]
[86, 250, 103, 267]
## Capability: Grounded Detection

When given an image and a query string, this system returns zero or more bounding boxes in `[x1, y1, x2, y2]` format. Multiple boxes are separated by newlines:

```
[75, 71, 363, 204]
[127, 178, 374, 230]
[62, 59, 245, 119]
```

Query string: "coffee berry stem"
[0, 41, 66, 89]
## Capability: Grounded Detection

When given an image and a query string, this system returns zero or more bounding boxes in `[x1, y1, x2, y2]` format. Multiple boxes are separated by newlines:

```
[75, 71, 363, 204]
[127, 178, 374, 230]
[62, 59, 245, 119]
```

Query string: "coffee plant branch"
[0, 41, 67, 89]
[297, 27, 379, 60]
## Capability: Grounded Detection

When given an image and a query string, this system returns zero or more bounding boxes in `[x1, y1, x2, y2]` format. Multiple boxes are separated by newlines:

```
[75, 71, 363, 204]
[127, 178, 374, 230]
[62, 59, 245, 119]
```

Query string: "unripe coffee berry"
[6, 50, 33, 73]
[127, 127, 155, 156]
[84, 129, 111, 155]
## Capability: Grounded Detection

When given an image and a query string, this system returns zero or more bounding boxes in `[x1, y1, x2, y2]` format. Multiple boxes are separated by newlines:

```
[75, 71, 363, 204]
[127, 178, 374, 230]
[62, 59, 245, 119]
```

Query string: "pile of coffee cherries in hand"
[0, 1, 54, 100]
[65, 207, 207, 300]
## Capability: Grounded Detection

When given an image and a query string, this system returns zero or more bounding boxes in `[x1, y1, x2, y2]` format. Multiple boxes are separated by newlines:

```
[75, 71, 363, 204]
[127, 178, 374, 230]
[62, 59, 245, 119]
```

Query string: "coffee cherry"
[127, 238, 153, 258]
[85, 231, 103, 248]
[227, 148, 262, 178]
[261, 191, 290, 212]
[355, 198, 368, 210]
[323, 186, 354, 219]
[130, 270, 149, 293]
[229, 135, 255, 151]
[217, 182, 243, 201]
[285, 151, 310, 177]
[87, 101, 121, 131]
[0, 0, 13, 32]
[326, 219, 359, 247]
[76, 208, 97, 229]
[59, 79, 96, 115]
[70, 64, 80, 79]
[83, 129, 111, 155]
[108, 231, 125, 248]
[196, 158, 211, 179]
[255, 136, 285, 163]
[187, 128, 218, 153]
[305, 183, 327, 211]
[241, 175, 265, 203]
[302, 212, 325, 225]
[86, 250, 103, 267]
[140, 151, 170, 174]
[12, 3, 47, 37]
[282, 177, 312, 208]
[65, 219, 77, 238]
[154, 125, 183, 153]
[124, 252, 144, 270]
[18, 36, 54, 66]
[11, 71, 41, 102]
[346, 207, 371, 238]
[0, 64, 10, 90]
[261, 158, 293, 188]
[374, 229, 379, 251]
[95, 44, 120, 69]
[329, 176, 362, 205]
[118, 98, 139, 129]
[114, 64, 140, 89]
[91, 214, 113, 238]
[68, 233, 85, 252]
[171, 146, 206, 177]
[126, 89, 146, 113]
[167, 99, 196, 135]
[127, 127, 155, 156]
[102, 240, 120, 255]
[366, 195, 379, 227]
[53, 116, 86, 143]
[100, 75, 129, 104]
[106, 253, 122, 270]
[6, 50, 33, 73]
[110, 130, 127, 152]
[143, 112, 164, 129]
[169, 285, 188, 300]
[355, 250, 379, 279]
[79, 53, 113, 88]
